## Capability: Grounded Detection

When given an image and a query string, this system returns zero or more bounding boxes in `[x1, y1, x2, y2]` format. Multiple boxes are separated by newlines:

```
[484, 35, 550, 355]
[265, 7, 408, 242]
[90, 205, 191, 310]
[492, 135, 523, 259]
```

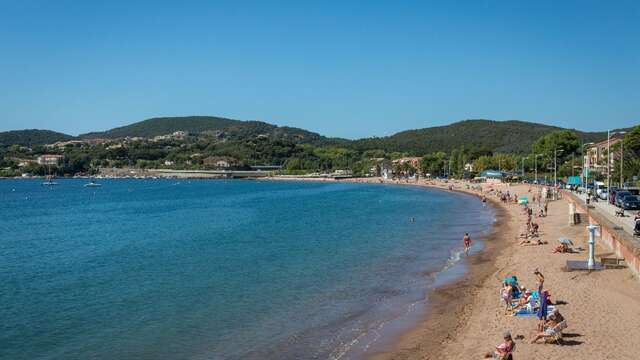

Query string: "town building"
[203, 156, 234, 168]
[392, 157, 421, 167]
[584, 135, 623, 174]
[37, 154, 64, 166]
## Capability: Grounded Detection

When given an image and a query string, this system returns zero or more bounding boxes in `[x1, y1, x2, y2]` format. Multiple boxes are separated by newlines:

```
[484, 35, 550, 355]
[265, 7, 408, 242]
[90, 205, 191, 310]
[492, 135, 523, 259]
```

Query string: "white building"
[37, 154, 64, 166]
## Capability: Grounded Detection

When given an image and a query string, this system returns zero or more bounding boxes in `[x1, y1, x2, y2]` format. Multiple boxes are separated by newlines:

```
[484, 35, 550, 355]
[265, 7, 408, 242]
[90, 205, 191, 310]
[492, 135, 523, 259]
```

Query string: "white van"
[595, 181, 608, 199]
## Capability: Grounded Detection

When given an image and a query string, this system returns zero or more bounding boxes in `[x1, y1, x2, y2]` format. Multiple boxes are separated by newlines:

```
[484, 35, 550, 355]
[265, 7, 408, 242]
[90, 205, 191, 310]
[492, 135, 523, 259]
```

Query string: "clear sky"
[1, 0, 638, 138]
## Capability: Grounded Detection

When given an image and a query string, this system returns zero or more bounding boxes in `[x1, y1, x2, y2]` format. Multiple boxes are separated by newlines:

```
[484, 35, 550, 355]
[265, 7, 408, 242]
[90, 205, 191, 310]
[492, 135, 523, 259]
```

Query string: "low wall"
[564, 191, 640, 277]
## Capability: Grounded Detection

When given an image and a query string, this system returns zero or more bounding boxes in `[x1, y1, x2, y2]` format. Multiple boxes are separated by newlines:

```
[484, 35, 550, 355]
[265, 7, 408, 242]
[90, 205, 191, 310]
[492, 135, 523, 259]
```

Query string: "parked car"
[622, 195, 640, 210]
[598, 187, 609, 200]
[595, 182, 607, 199]
[615, 191, 632, 208]
[626, 188, 640, 196]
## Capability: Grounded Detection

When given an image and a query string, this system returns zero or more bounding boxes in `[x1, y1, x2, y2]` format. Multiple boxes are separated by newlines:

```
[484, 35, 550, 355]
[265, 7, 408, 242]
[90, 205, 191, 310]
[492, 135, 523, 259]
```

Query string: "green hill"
[80, 116, 325, 143]
[2, 117, 625, 156]
[345, 119, 613, 154]
[0, 129, 75, 146]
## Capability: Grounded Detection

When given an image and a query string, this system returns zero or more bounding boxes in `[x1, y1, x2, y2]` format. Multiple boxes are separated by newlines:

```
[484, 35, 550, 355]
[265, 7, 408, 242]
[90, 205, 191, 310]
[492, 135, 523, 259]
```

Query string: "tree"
[531, 130, 580, 168]
[419, 152, 446, 177]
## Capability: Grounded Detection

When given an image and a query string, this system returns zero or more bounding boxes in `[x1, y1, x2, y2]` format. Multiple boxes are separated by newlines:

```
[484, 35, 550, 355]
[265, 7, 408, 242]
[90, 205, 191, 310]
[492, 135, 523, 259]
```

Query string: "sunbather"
[513, 290, 532, 309]
[485, 332, 515, 359]
[553, 243, 569, 253]
[520, 238, 545, 246]
[530, 309, 565, 344]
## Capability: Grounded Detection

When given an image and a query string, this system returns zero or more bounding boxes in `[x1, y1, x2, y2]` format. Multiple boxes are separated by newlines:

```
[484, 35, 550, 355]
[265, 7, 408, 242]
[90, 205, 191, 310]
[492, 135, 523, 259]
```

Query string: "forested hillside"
[80, 116, 326, 143]
[345, 120, 612, 154]
[0, 130, 75, 146]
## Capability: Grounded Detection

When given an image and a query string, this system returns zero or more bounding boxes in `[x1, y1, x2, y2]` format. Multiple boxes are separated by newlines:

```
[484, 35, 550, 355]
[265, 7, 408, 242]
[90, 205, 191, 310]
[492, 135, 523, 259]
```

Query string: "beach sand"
[266, 176, 640, 359]
[365, 180, 640, 360]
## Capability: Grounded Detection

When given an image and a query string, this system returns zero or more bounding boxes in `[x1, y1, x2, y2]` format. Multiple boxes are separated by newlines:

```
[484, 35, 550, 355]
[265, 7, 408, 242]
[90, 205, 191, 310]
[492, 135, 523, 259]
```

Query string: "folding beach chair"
[544, 320, 568, 344]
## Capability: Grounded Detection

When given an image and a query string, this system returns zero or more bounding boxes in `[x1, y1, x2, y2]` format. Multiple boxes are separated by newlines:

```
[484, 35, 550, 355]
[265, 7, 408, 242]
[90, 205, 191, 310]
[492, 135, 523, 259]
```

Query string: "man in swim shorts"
[463, 233, 471, 253]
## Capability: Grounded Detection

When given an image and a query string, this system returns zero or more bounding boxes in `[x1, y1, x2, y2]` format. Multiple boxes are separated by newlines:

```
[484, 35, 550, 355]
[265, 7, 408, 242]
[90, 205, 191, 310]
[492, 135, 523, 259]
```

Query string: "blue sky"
[0, 0, 638, 138]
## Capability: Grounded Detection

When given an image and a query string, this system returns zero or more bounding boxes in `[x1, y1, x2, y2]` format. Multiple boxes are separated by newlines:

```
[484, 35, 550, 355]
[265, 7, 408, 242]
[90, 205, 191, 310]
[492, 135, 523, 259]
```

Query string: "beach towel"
[513, 305, 555, 317]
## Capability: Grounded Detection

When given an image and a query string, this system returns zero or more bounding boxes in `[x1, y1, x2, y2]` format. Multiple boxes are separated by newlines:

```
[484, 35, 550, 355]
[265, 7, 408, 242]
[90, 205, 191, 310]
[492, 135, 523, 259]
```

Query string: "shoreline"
[265, 176, 513, 360]
[365, 180, 516, 360]
[361, 178, 640, 360]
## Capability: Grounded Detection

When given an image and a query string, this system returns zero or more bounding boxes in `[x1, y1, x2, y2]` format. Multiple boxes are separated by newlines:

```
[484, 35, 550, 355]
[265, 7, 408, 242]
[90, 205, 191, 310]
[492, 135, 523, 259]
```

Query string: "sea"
[0, 179, 494, 360]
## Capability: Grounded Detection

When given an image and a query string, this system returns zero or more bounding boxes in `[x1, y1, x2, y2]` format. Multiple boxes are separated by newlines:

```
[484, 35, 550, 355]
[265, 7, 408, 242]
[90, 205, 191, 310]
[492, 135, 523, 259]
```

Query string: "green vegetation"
[0, 130, 75, 146]
[79, 116, 327, 143]
[1, 116, 637, 184]
[344, 120, 612, 155]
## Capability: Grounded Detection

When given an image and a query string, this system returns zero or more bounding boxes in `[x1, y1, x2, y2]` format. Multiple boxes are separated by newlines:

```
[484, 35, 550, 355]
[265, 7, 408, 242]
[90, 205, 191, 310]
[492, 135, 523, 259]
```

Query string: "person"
[514, 290, 532, 310]
[553, 243, 569, 253]
[536, 290, 549, 331]
[502, 282, 513, 314]
[530, 223, 539, 237]
[530, 309, 565, 344]
[485, 332, 515, 359]
[463, 233, 472, 253]
[534, 269, 545, 292]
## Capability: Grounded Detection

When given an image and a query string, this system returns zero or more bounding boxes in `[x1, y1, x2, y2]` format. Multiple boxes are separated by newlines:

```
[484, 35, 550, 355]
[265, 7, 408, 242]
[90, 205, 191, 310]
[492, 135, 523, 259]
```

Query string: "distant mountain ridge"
[79, 116, 325, 143]
[346, 119, 615, 154]
[0, 116, 623, 154]
[0, 129, 75, 146]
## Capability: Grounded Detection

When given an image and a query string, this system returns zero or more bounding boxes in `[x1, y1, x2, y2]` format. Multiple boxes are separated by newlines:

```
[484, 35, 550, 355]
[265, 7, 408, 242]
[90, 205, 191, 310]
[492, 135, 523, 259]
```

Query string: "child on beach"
[485, 332, 515, 359]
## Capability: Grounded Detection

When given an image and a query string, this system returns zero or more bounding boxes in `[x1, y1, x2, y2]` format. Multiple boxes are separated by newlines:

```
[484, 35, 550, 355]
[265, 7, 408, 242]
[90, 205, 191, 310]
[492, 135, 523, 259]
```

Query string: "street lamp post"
[621, 137, 625, 187]
[554, 148, 564, 188]
[608, 130, 627, 191]
[582, 142, 594, 201]
[534, 154, 543, 184]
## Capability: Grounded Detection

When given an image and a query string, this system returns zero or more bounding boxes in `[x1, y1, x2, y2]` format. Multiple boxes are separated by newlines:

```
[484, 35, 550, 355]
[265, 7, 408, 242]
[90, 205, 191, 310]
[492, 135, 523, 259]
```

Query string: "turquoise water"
[0, 179, 493, 360]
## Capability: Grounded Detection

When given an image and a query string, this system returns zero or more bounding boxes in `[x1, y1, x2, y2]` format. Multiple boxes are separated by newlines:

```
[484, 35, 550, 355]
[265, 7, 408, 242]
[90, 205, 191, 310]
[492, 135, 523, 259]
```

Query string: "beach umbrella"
[559, 237, 574, 246]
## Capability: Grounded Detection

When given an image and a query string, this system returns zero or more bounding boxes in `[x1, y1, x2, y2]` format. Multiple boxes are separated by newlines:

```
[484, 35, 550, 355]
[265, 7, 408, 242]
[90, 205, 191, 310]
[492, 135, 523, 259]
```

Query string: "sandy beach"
[359, 178, 640, 360]
[270, 176, 640, 359]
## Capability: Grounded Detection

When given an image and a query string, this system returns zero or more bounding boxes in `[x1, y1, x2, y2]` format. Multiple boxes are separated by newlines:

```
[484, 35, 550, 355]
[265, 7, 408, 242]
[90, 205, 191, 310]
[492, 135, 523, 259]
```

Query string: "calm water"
[0, 179, 493, 360]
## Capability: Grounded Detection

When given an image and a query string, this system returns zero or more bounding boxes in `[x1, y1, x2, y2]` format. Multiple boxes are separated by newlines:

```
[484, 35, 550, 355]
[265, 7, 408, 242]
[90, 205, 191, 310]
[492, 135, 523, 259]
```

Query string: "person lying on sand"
[553, 243, 570, 253]
[520, 238, 546, 246]
[485, 332, 515, 359]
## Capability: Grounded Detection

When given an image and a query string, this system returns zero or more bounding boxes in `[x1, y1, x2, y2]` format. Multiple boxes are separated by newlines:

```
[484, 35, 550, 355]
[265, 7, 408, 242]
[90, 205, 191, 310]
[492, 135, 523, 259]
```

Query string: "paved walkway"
[566, 190, 639, 237]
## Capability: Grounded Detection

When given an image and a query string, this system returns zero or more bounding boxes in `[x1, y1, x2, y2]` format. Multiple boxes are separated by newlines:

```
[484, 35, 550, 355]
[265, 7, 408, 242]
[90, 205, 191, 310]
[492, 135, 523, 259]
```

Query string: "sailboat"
[41, 174, 58, 186]
[84, 178, 102, 188]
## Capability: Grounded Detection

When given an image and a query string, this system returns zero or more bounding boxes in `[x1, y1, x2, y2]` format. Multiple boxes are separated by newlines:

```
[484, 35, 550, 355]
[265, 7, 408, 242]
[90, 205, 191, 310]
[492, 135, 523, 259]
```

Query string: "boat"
[84, 179, 102, 188]
[41, 175, 58, 186]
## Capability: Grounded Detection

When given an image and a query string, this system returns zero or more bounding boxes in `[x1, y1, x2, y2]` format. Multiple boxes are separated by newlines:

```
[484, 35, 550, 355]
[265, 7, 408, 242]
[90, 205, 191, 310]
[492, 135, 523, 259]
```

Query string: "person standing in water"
[463, 233, 472, 254]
